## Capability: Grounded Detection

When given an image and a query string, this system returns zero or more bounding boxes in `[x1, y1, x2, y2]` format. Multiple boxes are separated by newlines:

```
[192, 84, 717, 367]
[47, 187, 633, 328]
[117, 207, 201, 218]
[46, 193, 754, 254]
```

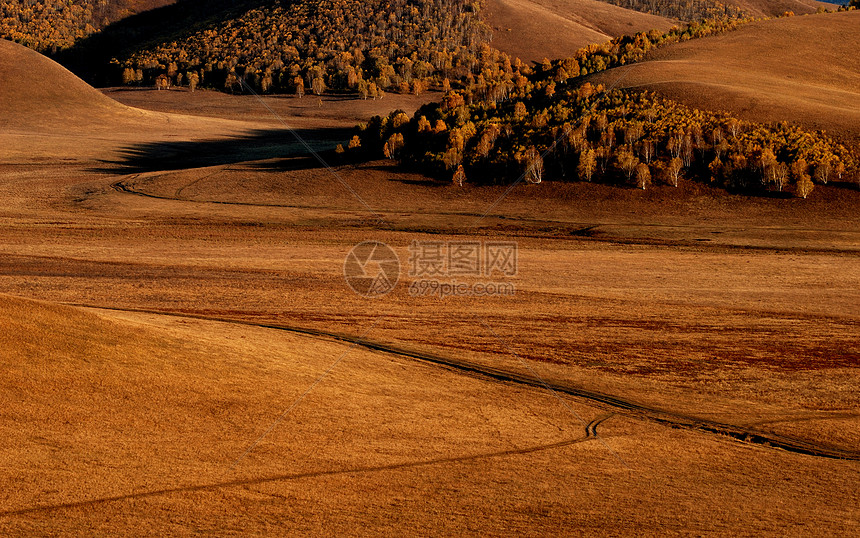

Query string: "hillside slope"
[598, 0, 832, 19]
[591, 12, 860, 142]
[0, 38, 262, 163]
[733, 0, 834, 16]
[0, 38, 138, 131]
[0, 295, 670, 532]
[485, 0, 676, 62]
[1, 289, 858, 533]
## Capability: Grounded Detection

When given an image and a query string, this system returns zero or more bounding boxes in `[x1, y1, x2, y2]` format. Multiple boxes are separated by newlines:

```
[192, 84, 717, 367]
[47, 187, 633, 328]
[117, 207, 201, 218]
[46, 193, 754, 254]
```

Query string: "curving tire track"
[0, 434, 598, 516]
[586, 414, 615, 438]
[109, 176, 860, 254]
[73, 304, 860, 462]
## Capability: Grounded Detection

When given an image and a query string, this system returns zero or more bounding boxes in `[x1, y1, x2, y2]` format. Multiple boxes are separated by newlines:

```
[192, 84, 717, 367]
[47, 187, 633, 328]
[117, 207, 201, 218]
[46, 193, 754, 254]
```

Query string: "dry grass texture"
[485, 0, 675, 62]
[592, 12, 860, 142]
[1, 17, 859, 533]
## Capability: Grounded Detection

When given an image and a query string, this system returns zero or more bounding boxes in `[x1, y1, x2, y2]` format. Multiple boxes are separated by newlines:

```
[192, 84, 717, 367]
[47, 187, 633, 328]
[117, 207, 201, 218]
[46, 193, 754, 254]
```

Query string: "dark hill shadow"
[94, 127, 350, 173]
[54, 0, 265, 86]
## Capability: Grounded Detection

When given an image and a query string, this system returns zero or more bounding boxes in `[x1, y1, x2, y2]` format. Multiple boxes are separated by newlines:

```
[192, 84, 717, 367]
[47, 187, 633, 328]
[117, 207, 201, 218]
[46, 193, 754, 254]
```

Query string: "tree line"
[351, 19, 856, 197]
[112, 0, 494, 96]
[0, 0, 174, 53]
[597, 0, 745, 22]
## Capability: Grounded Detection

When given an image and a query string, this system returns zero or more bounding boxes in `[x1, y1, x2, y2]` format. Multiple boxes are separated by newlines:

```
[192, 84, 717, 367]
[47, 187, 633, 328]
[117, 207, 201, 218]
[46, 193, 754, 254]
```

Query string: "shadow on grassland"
[54, 0, 264, 86]
[92, 127, 351, 173]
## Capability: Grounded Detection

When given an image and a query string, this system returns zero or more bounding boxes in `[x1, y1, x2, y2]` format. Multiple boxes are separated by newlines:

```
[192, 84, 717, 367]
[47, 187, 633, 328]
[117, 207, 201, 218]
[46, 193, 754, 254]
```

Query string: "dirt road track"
[0, 396, 613, 516]
[109, 177, 860, 253]
[74, 304, 860, 462]
[0, 432, 604, 516]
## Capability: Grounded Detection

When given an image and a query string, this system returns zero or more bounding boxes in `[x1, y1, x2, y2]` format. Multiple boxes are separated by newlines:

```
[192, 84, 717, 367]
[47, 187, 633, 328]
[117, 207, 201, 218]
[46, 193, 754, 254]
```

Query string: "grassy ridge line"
[70, 303, 860, 461]
[599, 0, 846, 19]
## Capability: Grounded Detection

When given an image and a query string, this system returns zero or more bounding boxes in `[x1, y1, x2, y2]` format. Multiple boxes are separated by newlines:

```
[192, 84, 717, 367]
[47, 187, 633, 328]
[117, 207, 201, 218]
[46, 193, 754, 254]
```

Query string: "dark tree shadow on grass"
[54, 0, 265, 86]
[93, 127, 351, 173]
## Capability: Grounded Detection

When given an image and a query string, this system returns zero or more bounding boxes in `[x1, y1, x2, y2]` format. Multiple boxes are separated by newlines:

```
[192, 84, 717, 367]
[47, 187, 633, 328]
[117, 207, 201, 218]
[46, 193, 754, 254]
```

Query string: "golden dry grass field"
[484, 0, 675, 62]
[482, 0, 833, 63]
[592, 11, 860, 143]
[1, 17, 859, 534]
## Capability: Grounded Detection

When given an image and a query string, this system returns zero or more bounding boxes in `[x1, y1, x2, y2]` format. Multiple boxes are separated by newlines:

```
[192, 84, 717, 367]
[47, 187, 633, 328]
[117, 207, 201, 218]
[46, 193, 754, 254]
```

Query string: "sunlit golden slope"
[592, 12, 860, 141]
[0, 38, 138, 130]
[0, 38, 259, 162]
[485, 0, 676, 62]
[734, 0, 833, 17]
